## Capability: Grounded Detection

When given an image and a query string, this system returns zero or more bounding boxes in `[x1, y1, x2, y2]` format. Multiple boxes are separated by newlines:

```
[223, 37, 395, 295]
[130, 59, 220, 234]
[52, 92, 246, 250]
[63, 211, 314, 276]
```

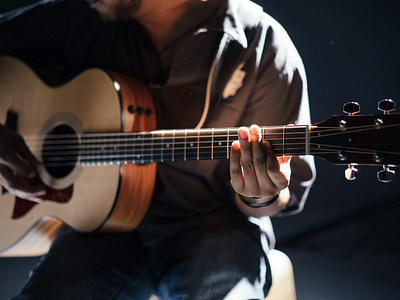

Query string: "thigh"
[157, 227, 271, 300]
[12, 227, 155, 300]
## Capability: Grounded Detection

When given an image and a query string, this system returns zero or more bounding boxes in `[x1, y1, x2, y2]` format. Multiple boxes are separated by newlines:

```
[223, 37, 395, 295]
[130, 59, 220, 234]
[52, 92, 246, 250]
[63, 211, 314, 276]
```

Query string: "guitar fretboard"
[69, 126, 309, 166]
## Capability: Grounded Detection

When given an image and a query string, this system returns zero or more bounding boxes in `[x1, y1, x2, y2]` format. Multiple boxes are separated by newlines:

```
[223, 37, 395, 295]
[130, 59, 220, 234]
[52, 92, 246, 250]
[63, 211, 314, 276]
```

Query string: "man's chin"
[88, 0, 141, 23]
[93, 8, 133, 23]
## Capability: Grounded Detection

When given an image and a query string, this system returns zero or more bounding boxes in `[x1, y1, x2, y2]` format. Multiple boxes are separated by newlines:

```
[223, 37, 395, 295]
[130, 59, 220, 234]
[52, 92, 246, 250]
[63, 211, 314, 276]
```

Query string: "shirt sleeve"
[240, 13, 316, 216]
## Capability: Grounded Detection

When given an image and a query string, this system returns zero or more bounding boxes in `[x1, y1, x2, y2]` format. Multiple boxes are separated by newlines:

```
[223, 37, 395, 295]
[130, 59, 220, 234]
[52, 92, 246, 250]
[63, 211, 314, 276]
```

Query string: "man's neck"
[136, 0, 219, 52]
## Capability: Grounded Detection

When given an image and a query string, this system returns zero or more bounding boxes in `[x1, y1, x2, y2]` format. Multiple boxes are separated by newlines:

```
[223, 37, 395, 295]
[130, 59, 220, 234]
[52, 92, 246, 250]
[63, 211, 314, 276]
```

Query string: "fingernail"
[232, 141, 240, 151]
[249, 125, 258, 135]
[239, 129, 248, 140]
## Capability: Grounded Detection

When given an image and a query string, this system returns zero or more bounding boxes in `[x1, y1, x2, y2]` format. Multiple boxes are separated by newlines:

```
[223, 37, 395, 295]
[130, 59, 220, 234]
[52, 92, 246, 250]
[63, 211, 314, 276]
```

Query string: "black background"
[1, 0, 400, 299]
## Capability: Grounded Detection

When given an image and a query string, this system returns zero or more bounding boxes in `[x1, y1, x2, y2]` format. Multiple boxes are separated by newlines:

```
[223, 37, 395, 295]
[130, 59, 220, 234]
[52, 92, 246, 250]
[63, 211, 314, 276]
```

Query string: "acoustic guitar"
[1, 56, 399, 257]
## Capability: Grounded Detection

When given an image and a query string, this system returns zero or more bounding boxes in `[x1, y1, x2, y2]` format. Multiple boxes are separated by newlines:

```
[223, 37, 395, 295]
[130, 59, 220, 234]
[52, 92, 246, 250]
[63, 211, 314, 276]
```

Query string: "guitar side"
[0, 56, 156, 256]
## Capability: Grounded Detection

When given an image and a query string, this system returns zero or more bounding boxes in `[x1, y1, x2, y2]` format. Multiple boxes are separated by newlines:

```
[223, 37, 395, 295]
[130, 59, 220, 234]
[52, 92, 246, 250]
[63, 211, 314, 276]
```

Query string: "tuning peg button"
[343, 102, 360, 116]
[378, 99, 396, 114]
[345, 165, 358, 181]
[377, 165, 395, 183]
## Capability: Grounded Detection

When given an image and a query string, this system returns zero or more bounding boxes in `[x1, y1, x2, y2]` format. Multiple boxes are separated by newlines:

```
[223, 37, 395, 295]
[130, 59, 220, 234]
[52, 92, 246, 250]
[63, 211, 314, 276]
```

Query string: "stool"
[265, 249, 296, 300]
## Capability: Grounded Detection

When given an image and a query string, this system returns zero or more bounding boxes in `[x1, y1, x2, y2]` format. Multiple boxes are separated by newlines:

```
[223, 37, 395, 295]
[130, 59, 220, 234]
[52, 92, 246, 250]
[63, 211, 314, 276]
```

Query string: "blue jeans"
[12, 226, 271, 300]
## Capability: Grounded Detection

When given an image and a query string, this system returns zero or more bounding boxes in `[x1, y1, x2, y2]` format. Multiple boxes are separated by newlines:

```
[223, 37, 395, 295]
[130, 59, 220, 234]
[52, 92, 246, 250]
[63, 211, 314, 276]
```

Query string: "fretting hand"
[230, 124, 291, 216]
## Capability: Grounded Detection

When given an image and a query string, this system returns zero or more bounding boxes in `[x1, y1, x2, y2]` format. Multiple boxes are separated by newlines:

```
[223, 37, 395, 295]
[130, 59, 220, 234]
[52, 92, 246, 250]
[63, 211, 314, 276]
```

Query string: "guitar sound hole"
[42, 125, 79, 179]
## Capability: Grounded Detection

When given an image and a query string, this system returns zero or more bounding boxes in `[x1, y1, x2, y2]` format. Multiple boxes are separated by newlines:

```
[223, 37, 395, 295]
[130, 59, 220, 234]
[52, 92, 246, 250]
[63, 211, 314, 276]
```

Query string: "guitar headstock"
[310, 99, 399, 182]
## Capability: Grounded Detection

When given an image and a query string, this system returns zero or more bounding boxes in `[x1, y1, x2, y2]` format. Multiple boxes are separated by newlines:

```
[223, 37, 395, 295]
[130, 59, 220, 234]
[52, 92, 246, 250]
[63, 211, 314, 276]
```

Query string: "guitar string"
[16, 123, 400, 166]
[21, 123, 378, 143]
[27, 148, 400, 166]
[37, 141, 400, 161]
[22, 123, 397, 150]
[39, 141, 399, 166]
[28, 124, 400, 158]
[40, 148, 392, 168]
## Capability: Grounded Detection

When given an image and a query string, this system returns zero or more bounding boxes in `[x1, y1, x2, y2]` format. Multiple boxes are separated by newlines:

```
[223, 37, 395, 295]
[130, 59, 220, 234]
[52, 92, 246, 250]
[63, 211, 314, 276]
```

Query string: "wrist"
[239, 192, 280, 208]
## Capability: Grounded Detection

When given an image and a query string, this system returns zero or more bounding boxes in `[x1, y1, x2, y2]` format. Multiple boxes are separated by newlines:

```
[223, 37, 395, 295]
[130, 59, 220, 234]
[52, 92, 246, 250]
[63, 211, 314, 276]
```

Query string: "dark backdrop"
[1, 0, 400, 299]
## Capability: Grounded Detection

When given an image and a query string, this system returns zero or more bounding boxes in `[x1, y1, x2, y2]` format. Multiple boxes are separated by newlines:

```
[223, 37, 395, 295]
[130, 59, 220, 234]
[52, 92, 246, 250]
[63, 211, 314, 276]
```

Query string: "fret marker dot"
[218, 141, 222, 146]
[166, 144, 170, 148]
[190, 143, 194, 147]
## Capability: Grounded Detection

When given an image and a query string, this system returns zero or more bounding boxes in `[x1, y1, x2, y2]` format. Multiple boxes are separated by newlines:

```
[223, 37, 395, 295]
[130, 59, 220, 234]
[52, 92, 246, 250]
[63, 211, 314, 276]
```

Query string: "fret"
[79, 135, 88, 166]
[105, 135, 116, 164]
[80, 135, 93, 166]
[116, 134, 123, 165]
[284, 125, 307, 156]
[184, 130, 187, 161]
[133, 133, 143, 164]
[197, 130, 200, 161]
[213, 129, 229, 160]
[150, 132, 154, 163]
[174, 130, 186, 161]
[142, 132, 152, 164]
[163, 132, 173, 162]
[186, 130, 199, 161]
[140, 133, 145, 164]
[152, 131, 163, 162]
[263, 127, 284, 155]
[199, 129, 212, 160]
[262, 125, 307, 156]
[226, 128, 231, 159]
[125, 133, 135, 164]
[227, 128, 238, 156]
[89, 135, 95, 165]
[121, 134, 127, 164]
[211, 128, 214, 160]
[172, 131, 175, 161]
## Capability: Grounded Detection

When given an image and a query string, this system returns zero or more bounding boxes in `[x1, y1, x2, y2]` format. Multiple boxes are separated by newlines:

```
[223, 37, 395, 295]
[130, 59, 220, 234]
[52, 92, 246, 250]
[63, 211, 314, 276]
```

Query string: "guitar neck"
[74, 125, 309, 166]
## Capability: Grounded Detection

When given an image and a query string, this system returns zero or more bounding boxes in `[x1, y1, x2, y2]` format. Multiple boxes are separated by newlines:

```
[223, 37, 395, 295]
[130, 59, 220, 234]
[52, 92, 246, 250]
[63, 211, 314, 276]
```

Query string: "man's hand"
[230, 124, 291, 217]
[0, 124, 45, 202]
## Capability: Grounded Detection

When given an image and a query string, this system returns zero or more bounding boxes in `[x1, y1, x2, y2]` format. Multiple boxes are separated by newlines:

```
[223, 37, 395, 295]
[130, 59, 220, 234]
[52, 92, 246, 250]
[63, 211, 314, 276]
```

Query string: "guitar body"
[0, 56, 156, 256]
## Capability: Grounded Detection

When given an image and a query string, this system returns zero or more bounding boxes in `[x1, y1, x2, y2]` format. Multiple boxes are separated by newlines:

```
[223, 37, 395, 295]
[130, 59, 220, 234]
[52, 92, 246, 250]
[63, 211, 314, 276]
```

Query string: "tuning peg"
[343, 102, 360, 116]
[345, 164, 358, 181]
[377, 165, 395, 183]
[378, 99, 396, 114]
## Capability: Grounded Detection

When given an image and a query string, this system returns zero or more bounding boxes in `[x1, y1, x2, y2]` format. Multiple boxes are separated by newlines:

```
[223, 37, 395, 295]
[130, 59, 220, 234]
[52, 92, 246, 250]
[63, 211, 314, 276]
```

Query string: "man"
[0, 0, 315, 299]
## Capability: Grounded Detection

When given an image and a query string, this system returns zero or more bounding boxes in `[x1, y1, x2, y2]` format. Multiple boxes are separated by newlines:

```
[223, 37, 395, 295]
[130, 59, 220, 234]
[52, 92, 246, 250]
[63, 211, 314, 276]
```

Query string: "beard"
[95, 0, 142, 23]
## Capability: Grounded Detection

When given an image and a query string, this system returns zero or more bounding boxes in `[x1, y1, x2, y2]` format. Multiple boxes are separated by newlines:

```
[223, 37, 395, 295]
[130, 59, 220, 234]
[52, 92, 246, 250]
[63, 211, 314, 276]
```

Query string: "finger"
[238, 127, 259, 194]
[249, 125, 275, 193]
[1, 151, 37, 178]
[0, 125, 39, 176]
[230, 140, 244, 192]
[264, 141, 290, 190]
[0, 165, 45, 201]
[14, 135, 41, 168]
[278, 156, 292, 175]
